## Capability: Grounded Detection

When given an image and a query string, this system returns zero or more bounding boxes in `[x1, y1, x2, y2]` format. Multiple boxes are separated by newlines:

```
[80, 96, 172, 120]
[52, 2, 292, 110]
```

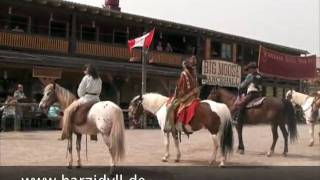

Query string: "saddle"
[246, 97, 266, 109]
[71, 101, 97, 141]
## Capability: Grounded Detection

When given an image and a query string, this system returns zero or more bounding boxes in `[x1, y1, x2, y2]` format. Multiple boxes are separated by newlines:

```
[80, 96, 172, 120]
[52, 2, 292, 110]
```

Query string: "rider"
[60, 64, 102, 140]
[165, 55, 199, 133]
[233, 62, 262, 122]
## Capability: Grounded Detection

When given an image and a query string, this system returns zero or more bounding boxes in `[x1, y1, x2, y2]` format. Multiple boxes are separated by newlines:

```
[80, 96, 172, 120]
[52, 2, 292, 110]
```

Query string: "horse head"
[285, 89, 294, 103]
[128, 95, 144, 126]
[207, 86, 221, 102]
[39, 83, 58, 112]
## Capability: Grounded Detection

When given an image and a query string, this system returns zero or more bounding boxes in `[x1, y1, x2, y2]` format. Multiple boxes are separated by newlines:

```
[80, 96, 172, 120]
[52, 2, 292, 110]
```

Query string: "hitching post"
[141, 47, 147, 128]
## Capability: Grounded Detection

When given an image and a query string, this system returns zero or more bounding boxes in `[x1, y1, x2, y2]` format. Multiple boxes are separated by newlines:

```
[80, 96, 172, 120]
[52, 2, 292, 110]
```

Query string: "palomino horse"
[286, 90, 320, 146]
[39, 83, 125, 171]
[128, 93, 233, 166]
[208, 87, 298, 156]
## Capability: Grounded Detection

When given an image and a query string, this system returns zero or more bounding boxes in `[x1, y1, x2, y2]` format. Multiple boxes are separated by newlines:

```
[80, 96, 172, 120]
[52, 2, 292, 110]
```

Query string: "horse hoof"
[266, 151, 273, 157]
[283, 152, 287, 157]
[161, 157, 168, 162]
[218, 163, 225, 168]
[237, 149, 244, 154]
[174, 159, 180, 163]
[76, 165, 81, 169]
[108, 166, 115, 176]
[67, 165, 72, 169]
[308, 141, 314, 147]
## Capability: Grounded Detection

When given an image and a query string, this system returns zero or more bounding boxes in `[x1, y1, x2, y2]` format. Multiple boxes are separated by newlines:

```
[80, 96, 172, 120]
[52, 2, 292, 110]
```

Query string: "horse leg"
[102, 134, 115, 175]
[308, 123, 315, 146]
[267, 124, 278, 157]
[161, 132, 170, 162]
[67, 135, 73, 168]
[172, 131, 181, 162]
[236, 124, 245, 154]
[279, 124, 288, 156]
[209, 134, 219, 165]
[76, 133, 82, 168]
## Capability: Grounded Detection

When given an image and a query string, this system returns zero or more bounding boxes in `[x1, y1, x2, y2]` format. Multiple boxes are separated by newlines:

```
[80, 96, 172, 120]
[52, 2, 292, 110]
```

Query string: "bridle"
[130, 95, 144, 124]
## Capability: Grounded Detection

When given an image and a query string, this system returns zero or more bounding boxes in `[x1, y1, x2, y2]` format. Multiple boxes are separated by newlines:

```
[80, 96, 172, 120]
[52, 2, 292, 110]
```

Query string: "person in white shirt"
[60, 64, 102, 140]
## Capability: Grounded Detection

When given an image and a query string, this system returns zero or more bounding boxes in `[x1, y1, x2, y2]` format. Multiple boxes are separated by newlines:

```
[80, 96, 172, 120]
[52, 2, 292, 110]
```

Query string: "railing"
[76, 41, 133, 60]
[0, 31, 68, 54]
[149, 51, 183, 67]
[76, 40, 182, 67]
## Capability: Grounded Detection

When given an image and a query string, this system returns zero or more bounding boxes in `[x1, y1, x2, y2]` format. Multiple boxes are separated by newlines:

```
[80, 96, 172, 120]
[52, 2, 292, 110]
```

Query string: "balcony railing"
[76, 40, 182, 67]
[0, 31, 68, 54]
[149, 51, 182, 67]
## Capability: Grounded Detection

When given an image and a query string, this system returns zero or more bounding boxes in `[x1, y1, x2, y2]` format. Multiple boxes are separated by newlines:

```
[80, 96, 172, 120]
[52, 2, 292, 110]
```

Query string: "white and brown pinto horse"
[286, 90, 320, 146]
[128, 93, 233, 166]
[39, 83, 125, 171]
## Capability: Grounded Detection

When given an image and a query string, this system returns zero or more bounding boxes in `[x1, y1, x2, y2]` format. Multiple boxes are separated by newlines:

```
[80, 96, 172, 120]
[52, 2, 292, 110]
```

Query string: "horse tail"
[220, 109, 234, 157]
[110, 106, 126, 163]
[283, 99, 298, 142]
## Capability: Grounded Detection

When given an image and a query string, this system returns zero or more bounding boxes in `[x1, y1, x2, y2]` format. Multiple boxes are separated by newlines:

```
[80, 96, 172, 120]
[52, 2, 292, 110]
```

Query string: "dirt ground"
[0, 124, 319, 166]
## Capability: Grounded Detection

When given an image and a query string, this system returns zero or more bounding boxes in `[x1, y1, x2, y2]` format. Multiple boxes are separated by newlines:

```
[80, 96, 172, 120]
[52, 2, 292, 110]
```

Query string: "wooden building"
[0, 0, 309, 109]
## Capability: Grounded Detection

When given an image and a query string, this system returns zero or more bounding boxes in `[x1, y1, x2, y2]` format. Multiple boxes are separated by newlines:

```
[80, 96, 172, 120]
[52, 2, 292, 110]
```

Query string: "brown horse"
[128, 93, 233, 166]
[208, 87, 298, 156]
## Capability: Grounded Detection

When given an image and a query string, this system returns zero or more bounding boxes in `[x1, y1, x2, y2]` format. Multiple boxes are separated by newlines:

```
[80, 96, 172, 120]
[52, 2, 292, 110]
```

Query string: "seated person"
[11, 25, 24, 33]
[156, 41, 163, 51]
[14, 84, 27, 102]
[165, 42, 173, 52]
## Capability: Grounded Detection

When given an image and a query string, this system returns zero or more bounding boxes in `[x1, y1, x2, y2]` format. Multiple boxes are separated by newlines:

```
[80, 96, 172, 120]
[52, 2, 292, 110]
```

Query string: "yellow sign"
[202, 60, 241, 87]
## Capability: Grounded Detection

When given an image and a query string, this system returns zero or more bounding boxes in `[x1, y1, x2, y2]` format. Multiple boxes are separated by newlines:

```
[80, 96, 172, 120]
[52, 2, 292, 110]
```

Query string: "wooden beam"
[232, 43, 237, 63]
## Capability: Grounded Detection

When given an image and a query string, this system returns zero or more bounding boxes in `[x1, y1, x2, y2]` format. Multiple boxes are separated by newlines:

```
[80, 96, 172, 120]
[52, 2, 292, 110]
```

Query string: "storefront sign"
[202, 60, 241, 87]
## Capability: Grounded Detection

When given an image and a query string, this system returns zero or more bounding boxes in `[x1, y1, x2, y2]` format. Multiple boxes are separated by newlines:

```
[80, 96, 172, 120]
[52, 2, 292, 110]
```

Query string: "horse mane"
[142, 93, 169, 114]
[46, 83, 76, 109]
[131, 93, 169, 114]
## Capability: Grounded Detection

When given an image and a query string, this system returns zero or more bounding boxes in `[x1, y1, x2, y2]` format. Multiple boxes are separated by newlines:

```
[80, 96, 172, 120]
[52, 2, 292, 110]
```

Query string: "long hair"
[84, 64, 99, 79]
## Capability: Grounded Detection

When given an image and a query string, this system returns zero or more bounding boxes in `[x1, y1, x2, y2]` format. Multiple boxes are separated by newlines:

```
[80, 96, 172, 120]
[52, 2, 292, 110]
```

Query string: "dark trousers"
[233, 91, 260, 121]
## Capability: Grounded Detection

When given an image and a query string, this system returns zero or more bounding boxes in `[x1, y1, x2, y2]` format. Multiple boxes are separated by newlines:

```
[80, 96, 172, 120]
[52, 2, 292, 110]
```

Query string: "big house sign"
[202, 60, 241, 87]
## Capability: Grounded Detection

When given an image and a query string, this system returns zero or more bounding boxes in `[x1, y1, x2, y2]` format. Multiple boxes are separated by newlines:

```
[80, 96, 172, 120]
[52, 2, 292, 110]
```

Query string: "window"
[81, 26, 96, 41]
[50, 21, 66, 38]
[221, 43, 232, 60]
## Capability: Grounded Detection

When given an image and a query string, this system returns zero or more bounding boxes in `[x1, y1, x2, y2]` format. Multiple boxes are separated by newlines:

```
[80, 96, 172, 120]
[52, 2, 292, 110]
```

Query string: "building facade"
[0, 0, 309, 110]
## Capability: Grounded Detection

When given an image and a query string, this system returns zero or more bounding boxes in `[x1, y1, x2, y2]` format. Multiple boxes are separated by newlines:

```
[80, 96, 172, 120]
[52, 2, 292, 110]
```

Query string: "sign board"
[202, 60, 241, 87]
[258, 46, 316, 80]
[32, 66, 62, 79]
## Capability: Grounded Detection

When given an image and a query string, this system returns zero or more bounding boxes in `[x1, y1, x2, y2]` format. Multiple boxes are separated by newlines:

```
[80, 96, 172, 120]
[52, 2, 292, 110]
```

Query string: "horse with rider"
[208, 62, 298, 156]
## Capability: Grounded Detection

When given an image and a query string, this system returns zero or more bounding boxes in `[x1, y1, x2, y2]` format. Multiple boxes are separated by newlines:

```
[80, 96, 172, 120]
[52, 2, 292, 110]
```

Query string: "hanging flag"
[128, 28, 155, 51]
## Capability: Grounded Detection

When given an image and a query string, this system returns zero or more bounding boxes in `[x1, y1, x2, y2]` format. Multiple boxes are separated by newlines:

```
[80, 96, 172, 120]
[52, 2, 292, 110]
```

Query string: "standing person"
[60, 64, 102, 140]
[233, 62, 262, 122]
[14, 84, 26, 101]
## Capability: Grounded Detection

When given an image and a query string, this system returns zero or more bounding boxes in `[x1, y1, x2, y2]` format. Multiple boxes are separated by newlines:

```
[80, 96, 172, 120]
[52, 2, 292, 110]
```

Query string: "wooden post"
[65, 22, 69, 39]
[232, 43, 237, 63]
[70, 13, 77, 54]
[205, 37, 211, 59]
[141, 47, 147, 128]
[96, 27, 100, 42]
[27, 16, 32, 34]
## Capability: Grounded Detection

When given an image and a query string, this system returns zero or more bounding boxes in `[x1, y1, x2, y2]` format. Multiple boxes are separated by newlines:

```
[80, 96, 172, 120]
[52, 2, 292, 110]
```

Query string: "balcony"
[0, 31, 182, 68]
[0, 31, 68, 54]
[76, 40, 182, 67]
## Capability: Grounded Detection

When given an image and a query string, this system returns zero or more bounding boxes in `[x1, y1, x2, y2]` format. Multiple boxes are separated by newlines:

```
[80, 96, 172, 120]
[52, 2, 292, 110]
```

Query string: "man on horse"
[60, 64, 102, 140]
[165, 55, 200, 134]
[233, 62, 262, 122]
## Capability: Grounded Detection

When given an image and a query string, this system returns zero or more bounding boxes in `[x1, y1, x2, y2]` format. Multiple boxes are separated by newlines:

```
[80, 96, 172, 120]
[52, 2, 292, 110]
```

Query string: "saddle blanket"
[246, 97, 266, 108]
[177, 99, 200, 125]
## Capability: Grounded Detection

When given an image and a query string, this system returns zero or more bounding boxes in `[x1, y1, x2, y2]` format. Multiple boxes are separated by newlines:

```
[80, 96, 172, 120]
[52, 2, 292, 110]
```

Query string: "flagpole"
[141, 46, 147, 129]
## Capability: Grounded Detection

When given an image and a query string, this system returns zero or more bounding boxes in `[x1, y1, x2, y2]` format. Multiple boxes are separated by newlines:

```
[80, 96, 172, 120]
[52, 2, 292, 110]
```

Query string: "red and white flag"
[128, 28, 155, 51]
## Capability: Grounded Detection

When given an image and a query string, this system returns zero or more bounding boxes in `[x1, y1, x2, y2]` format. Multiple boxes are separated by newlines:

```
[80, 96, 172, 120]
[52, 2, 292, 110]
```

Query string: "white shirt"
[77, 75, 102, 103]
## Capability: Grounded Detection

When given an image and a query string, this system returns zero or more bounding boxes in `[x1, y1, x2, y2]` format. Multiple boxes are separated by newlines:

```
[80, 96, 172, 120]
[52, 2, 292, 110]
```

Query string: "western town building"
[0, 0, 309, 112]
